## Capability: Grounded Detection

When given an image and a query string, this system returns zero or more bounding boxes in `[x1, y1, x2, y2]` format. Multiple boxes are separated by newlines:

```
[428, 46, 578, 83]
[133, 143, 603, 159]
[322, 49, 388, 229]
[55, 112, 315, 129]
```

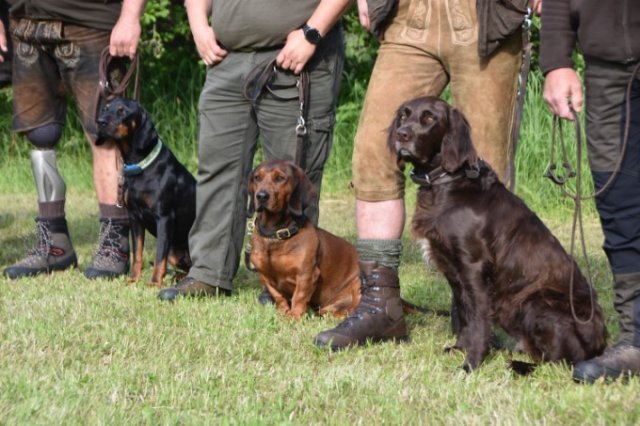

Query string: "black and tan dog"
[96, 98, 195, 286]
[389, 96, 607, 371]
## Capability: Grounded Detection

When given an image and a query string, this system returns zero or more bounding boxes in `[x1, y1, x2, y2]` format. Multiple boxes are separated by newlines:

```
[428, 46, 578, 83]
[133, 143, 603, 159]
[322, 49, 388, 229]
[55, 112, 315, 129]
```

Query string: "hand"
[543, 68, 583, 120]
[0, 20, 7, 62]
[110, 16, 142, 58]
[357, 0, 370, 31]
[531, 0, 542, 15]
[276, 29, 315, 75]
[192, 24, 227, 66]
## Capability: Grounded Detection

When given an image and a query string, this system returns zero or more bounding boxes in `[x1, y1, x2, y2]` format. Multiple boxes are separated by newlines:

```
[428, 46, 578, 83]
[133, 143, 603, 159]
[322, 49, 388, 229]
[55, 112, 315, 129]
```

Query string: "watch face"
[303, 25, 321, 44]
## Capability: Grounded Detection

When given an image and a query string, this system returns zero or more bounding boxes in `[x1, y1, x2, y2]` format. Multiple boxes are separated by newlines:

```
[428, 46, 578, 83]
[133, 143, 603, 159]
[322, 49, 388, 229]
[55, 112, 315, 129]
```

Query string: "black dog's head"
[388, 96, 478, 173]
[95, 97, 154, 156]
[247, 159, 316, 221]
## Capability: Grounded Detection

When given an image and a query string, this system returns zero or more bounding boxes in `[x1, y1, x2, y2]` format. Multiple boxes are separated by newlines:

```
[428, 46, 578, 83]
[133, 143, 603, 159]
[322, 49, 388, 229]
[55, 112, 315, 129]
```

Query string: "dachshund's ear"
[246, 167, 257, 217]
[288, 162, 316, 219]
[387, 107, 406, 171]
[441, 107, 478, 172]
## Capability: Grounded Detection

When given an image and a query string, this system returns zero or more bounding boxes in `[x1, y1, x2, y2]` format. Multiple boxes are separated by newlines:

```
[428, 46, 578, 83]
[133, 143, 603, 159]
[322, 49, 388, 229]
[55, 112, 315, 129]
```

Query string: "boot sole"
[4, 256, 78, 280]
[318, 334, 410, 352]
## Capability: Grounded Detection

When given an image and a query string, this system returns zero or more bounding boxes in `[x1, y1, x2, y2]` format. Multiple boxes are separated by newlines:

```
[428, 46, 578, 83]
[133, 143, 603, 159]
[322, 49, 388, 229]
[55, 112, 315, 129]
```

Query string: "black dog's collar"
[410, 161, 483, 188]
[123, 139, 164, 176]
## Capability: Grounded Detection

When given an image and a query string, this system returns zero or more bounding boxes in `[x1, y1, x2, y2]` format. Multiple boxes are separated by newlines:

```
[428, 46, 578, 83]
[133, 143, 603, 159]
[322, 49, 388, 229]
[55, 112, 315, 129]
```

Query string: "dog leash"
[505, 6, 533, 192]
[96, 47, 141, 209]
[242, 56, 311, 272]
[544, 62, 640, 324]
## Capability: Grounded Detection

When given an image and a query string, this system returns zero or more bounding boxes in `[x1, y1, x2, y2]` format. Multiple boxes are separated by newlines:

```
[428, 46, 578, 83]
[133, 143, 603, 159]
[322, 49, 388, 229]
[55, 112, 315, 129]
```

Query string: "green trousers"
[188, 28, 344, 290]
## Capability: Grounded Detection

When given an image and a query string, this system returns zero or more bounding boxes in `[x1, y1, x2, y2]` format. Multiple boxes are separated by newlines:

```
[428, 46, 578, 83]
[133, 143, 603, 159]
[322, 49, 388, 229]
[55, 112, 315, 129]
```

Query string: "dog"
[96, 97, 195, 287]
[388, 96, 607, 371]
[247, 159, 362, 319]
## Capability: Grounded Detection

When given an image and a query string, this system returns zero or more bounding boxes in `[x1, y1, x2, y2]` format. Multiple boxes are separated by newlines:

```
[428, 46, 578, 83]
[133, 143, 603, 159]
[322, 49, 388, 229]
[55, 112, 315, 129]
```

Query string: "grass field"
[1, 65, 639, 424]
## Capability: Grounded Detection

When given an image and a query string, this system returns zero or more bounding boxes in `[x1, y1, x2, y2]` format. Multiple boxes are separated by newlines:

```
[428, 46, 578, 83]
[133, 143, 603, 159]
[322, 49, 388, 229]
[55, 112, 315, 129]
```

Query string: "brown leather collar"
[410, 162, 483, 188]
[255, 218, 304, 240]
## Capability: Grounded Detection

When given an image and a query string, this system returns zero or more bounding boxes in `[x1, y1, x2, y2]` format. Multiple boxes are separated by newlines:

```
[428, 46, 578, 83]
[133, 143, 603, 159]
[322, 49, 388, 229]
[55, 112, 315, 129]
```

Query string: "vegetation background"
[1, 3, 638, 424]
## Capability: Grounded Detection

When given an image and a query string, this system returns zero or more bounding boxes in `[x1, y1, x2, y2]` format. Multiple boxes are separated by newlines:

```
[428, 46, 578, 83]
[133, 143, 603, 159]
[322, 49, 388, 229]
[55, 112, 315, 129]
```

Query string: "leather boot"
[313, 260, 408, 350]
[84, 218, 130, 279]
[573, 273, 640, 383]
[4, 217, 77, 279]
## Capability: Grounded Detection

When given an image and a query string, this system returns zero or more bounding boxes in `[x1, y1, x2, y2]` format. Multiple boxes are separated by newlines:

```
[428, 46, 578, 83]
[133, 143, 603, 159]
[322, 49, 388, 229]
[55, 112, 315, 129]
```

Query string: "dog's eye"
[253, 174, 263, 183]
[117, 106, 125, 117]
[274, 174, 286, 183]
[421, 112, 435, 125]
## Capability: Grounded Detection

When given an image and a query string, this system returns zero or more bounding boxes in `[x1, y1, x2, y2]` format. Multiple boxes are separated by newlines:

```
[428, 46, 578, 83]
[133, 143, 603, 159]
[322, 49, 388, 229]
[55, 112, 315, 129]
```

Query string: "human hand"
[192, 24, 227, 66]
[0, 20, 7, 62]
[531, 0, 542, 15]
[276, 28, 315, 75]
[543, 68, 583, 120]
[110, 15, 142, 58]
[357, 0, 370, 31]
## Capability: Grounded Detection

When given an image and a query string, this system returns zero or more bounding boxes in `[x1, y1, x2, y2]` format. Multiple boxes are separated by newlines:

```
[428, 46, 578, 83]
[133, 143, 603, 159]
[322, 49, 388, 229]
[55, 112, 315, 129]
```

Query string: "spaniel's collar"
[254, 217, 305, 240]
[410, 161, 483, 188]
[123, 139, 164, 176]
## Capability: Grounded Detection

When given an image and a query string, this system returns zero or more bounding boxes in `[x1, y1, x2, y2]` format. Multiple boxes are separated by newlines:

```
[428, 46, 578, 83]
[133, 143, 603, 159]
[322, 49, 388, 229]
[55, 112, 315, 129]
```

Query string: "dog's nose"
[256, 191, 269, 203]
[396, 127, 412, 142]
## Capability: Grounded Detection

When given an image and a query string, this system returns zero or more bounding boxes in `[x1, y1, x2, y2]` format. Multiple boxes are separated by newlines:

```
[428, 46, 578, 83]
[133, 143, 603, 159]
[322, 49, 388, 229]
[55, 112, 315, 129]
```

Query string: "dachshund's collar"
[123, 139, 163, 176]
[254, 217, 304, 240]
[410, 162, 483, 188]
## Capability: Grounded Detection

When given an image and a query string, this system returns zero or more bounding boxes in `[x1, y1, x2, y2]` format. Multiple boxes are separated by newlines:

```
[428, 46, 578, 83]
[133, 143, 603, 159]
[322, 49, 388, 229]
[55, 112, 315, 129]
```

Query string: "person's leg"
[443, 0, 522, 183]
[315, 0, 450, 349]
[573, 60, 640, 383]
[159, 53, 258, 300]
[4, 19, 77, 279]
[56, 24, 130, 279]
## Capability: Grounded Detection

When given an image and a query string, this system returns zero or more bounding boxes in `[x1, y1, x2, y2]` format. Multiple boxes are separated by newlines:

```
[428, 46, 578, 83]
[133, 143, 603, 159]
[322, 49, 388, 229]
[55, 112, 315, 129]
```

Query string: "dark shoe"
[313, 261, 407, 350]
[84, 218, 130, 280]
[258, 288, 275, 305]
[573, 343, 640, 384]
[4, 217, 77, 279]
[157, 276, 232, 302]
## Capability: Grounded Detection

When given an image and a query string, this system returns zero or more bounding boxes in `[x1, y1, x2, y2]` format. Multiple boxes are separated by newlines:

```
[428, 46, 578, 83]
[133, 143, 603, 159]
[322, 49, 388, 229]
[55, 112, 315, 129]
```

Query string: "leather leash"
[241, 56, 312, 271]
[505, 6, 533, 192]
[95, 46, 140, 208]
[544, 62, 640, 324]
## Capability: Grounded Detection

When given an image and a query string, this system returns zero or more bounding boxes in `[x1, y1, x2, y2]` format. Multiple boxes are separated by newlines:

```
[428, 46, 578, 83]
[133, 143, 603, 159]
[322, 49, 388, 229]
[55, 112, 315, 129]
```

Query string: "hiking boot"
[157, 276, 232, 301]
[84, 218, 130, 280]
[573, 343, 640, 383]
[4, 217, 77, 279]
[258, 288, 275, 305]
[313, 261, 408, 350]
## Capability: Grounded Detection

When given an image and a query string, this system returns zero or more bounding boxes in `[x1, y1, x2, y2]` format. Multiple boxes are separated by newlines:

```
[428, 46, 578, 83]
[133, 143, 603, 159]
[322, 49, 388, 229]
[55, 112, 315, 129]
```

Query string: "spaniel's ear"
[387, 106, 406, 171]
[288, 162, 316, 218]
[441, 107, 478, 172]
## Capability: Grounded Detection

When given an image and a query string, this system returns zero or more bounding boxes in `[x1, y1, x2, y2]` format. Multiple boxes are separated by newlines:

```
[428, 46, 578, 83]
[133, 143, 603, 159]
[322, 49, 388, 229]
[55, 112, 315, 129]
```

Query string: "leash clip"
[296, 116, 307, 136]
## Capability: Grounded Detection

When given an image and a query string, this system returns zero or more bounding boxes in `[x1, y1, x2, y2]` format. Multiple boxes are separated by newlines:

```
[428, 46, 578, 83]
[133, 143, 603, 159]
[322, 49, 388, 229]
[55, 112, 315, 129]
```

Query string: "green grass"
[1, 63, 638, 424]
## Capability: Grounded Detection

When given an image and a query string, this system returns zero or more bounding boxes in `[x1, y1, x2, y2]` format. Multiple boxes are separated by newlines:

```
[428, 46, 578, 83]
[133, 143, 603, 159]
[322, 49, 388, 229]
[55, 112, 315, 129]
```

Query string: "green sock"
[356, 239, 403, 272]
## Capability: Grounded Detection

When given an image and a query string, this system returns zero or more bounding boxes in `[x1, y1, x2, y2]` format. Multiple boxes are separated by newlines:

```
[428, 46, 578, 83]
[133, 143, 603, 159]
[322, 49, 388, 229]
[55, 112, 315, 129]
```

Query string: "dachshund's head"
[388, 96, 478, 173]
[95, 97, 154, 156]
[247, 159, 316, 221]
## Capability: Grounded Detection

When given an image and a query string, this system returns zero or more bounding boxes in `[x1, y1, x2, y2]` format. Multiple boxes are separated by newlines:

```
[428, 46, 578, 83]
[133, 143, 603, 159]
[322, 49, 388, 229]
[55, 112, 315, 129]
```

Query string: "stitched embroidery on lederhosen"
[445, 0, 476, 45]
[401, 0, 431, 43]
[13, 19, 69, 66]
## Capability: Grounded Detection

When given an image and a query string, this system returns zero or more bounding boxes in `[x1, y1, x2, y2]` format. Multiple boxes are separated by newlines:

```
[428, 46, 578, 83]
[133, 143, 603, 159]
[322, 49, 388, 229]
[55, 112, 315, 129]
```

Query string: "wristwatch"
[302, 24, 322, 45]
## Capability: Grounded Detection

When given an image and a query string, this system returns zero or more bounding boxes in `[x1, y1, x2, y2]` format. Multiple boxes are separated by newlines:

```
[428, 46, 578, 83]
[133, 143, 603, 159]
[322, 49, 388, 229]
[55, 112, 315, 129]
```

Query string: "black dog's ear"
[387, 107, 406, 171]
[288, 162, 316, 218]
[441, 107, 478, 173]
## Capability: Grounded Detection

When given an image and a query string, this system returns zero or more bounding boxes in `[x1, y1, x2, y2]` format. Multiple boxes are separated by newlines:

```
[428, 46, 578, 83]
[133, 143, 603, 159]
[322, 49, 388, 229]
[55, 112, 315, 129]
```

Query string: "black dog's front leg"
[129, 218, 146, 283]
[152, 214, 174, 286]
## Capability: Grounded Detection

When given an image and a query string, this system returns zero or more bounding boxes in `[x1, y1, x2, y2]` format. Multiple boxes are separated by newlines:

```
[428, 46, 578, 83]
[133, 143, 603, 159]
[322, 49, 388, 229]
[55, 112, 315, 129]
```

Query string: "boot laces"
[93, 219, 128, 262]
[23, 220, 53, 261]
[334, 271, 383, 329]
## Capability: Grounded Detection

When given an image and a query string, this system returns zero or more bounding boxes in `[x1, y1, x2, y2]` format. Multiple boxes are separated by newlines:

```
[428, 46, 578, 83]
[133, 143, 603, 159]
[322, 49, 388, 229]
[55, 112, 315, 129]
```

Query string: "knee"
[26, 123, 63, 149]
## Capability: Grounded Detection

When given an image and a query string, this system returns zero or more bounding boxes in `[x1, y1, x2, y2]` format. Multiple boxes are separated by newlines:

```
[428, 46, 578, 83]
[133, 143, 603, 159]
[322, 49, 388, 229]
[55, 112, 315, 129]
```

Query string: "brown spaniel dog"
[389, 96, 607, 371]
